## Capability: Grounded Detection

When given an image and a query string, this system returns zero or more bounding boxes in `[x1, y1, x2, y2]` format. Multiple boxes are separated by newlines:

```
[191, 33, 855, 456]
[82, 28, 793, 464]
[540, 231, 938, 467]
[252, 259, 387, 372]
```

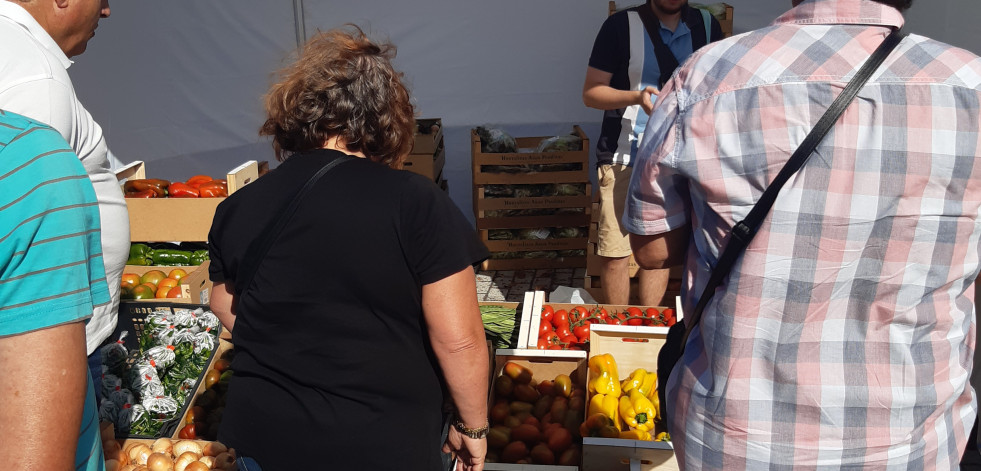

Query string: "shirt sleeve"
[0, 124, 108, 337]
[588, 14, 628, 74]
[623, 77, 690, 236]
[400, 176, 489, 286]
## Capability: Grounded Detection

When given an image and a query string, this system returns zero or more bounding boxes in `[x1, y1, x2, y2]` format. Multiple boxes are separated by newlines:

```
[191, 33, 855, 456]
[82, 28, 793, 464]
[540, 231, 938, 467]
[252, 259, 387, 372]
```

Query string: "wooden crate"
[412, 118, 443, 155]
[581, 325, 677, 471]
[474, 183, 592, 230]
[116, 160, 264, 242]
[472, 126, 589, 185]
[403, 137, 445, 181]
[485, 349, 587, 470]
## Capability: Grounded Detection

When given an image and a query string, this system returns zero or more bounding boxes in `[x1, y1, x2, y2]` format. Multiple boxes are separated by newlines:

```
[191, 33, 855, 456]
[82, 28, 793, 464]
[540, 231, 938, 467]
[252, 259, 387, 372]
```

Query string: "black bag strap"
[634, 5, 708, 88]
[234, 154, 355, 298]
[680, 29, 907, 347]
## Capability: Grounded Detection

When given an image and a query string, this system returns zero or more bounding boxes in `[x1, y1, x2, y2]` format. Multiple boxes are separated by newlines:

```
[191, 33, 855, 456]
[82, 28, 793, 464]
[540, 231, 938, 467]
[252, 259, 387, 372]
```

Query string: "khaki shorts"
[596, 164, 634, 258]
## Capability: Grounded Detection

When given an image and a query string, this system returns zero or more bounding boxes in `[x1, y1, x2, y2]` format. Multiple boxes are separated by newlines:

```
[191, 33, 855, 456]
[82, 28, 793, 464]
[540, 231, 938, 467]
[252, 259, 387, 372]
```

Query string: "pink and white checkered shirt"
[624, 0, 981, 468]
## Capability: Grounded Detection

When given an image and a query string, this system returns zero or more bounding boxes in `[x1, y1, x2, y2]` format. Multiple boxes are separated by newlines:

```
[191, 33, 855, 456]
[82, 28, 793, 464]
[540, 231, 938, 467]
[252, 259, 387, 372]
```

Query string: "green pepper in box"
[150, 248, 191, 266]
[127, 243, 152, 266]
[189, 250, 209, 266]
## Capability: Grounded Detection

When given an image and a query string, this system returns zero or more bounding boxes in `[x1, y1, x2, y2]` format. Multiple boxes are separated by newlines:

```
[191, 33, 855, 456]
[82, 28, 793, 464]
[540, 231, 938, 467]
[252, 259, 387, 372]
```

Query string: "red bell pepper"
[185, 174, 213, 189]
[168, 182, 200, 198]
[198, 180, 228, 198]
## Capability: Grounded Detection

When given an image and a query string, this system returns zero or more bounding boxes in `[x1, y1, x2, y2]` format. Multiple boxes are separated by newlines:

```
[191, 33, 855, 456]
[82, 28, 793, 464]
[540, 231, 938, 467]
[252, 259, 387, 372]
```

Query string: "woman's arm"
[423, 266, 488, 471]
[210, 281, 237, 334]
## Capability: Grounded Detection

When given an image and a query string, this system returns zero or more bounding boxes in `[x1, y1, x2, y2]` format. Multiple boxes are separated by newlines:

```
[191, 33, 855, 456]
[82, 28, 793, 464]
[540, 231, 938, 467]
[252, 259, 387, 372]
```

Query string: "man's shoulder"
[903, 34, 981, 90]
[0, 13, 68, 87]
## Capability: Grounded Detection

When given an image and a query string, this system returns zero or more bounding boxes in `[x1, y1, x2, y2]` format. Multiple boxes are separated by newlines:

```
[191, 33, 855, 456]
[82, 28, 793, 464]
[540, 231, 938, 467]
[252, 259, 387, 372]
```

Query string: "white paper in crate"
[549, 285, 597, 304]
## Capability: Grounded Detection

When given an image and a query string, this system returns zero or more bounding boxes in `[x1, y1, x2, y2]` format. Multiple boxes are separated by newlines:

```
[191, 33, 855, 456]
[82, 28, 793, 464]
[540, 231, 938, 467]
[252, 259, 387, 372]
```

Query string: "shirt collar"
[773, 0, 905, 29]
[0, 1, 72, 69]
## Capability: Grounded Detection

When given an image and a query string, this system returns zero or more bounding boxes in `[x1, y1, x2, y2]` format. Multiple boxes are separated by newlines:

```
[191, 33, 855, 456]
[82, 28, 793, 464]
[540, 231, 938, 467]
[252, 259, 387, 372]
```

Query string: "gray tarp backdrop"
[70, 0, 981, 224]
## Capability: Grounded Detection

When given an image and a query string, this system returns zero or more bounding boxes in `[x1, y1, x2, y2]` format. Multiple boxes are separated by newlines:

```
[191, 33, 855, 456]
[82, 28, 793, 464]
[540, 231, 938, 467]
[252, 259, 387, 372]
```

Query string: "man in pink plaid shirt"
[625, 0, 981, 467]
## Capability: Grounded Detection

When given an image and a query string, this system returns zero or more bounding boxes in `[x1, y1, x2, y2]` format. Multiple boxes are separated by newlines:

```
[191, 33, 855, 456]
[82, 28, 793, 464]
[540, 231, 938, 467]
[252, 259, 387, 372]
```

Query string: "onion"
[119, 465, 138, 471]
[173, 440, 203, 457]
[128, 444, 153, 465]
[198, 456, 216, 468]
[202, 441, 227, 457]
[174, 452, 201, 471]
[146, 452, 175, 471]
[184, 462, 210, 471]
[152, 437, 174, 455]
[212, 452, 235, 470]
[105, 459, 120, 471]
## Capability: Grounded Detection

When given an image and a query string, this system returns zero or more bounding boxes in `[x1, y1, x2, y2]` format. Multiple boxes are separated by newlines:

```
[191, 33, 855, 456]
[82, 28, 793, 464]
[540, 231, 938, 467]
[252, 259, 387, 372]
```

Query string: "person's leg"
[638, 267, 670, 307]
[596, 164, 634, 304]
[601, 256, 631, 305]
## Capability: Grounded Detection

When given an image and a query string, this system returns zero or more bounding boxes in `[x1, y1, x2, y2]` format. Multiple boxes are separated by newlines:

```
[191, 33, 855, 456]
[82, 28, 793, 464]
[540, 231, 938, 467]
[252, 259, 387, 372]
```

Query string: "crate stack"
[115, 160, 266, 303]
[471, 126, 592, 271]
[404, 118, 447, 192]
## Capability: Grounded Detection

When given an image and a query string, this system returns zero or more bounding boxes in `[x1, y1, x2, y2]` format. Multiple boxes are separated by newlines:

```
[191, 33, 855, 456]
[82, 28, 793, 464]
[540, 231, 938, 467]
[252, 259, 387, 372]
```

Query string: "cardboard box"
[486, 349, 587, 469]
[122, 260, 213, 304]
[116, 160, 262, 242]
[404, 139, 446, 181]
[472, 126, 590, 186]
[412, 118, 443, 155]
[581, 324, 676, 471]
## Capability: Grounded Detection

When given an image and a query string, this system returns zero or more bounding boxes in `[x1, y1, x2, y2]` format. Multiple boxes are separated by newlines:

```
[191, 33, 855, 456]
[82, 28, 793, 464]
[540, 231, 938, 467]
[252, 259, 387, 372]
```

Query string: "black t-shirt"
[208, 149, 488, 470]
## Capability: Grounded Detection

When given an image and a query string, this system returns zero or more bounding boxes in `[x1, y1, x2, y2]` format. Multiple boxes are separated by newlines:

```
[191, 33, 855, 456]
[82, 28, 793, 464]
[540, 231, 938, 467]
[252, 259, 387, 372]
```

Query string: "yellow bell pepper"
[619, 390, 657, 432]
[655, 432, 671, 442]
[620, 368, 657, 399]
[588, 393, 620, 430]
[588, 353, 621, 397]
[618, 429, 652, 441]
[649, 384, 662, 422]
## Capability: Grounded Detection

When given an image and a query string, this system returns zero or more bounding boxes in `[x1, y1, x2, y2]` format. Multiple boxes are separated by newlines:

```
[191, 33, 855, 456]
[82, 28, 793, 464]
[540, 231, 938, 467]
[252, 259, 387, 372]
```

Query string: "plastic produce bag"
[475, 126, 517, 153]
[536, 134, 583, 152]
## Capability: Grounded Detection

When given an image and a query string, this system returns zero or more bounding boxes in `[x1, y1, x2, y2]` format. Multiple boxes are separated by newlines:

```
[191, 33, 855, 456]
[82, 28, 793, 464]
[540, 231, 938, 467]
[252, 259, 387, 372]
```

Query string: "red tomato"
[541, 305, 554, 323]
[592, 307, 609, 323]
[663, 308, 677, 326]
[547, 345, 563, 350]
[554, 325, 572, 340]
[570, 306, 589, 324]
[645, 307, 660, 319]
[539, 319, 554, 337]
[560, 335, 578, 345]
[625, 306, 643, 319]
[536, 338, 549, 350]
[552, 310, 569, 328]
[573, 323, 590, 340]
[627, 317, 644, 326]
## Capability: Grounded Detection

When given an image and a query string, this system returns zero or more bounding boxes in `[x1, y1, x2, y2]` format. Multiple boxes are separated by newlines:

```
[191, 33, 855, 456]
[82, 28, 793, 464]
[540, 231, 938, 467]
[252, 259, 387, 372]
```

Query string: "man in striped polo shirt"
[0, 110, 109, 470]
[625, 0, 981, 467]
[584, 0, 723, 306]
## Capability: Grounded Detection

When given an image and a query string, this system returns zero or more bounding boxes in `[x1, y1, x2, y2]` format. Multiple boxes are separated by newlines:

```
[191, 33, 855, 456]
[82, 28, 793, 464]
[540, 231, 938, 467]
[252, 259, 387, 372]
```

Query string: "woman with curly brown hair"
[206, 25, 490, 471]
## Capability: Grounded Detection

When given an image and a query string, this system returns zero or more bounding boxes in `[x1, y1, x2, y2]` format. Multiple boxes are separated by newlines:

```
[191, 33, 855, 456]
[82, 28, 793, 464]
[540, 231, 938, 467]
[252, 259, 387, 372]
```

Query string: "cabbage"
[536, 134, 583, 152]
